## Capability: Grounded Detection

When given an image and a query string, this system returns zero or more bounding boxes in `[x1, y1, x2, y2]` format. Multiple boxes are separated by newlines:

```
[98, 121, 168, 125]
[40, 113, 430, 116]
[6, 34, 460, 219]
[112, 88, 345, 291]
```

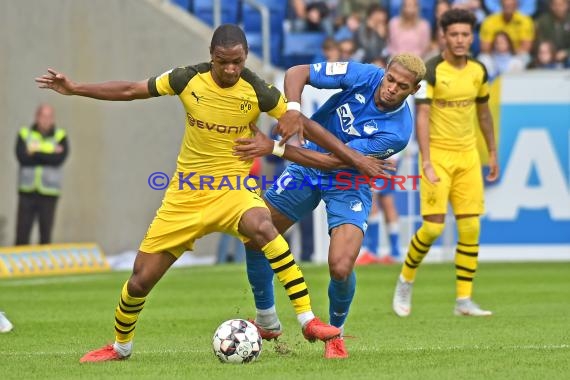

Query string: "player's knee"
[422, 221, 445, 241]
[456, 217, 480, 240]
[329, 259, 353, 281]
[127, 276, 152, 297]
[251, 217, 278, 245]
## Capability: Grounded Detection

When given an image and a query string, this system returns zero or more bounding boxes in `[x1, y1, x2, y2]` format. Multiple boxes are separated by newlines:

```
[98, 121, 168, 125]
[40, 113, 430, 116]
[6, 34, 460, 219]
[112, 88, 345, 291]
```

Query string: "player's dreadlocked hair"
[210, 24, 248, 53]
[440, 8, 477, 32]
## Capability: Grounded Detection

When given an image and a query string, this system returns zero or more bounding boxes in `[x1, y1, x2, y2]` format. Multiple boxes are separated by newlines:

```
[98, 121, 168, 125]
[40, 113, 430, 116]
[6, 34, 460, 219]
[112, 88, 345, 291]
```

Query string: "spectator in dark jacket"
[535, 0, 570, 67]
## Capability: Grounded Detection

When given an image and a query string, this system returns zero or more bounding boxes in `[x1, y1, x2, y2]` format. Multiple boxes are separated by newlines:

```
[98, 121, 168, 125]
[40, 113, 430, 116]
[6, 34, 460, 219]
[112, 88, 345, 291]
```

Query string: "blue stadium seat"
[242, 1, 287, 66]
[242, 2, 286, 33]
[246, 32, 282, 66]
[190, 0, 241, 26]
[171, 0, 191, 11]
[281, 32, 327, 68]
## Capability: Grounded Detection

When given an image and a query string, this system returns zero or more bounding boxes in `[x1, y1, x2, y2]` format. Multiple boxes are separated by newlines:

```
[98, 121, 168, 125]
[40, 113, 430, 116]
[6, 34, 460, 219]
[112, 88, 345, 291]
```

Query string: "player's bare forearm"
[302, 116, 362, 167]
[36, 69, 150, 100]
[283, 146, 347, 170]
[415, 103, 432, 163]
[301, 116, 395, 177]
[477, 102, 500, 181]
[234, 123, 395, 177]
[284, 65, 310, 102]
[476, 102, 497, 154]
[72, 80, 151, 101]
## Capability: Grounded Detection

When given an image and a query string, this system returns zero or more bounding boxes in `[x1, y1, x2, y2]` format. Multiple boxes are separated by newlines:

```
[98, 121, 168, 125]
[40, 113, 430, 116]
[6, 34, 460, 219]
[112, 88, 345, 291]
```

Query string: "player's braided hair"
[210, 24, 248, 53]
[440, 8, 477, 32]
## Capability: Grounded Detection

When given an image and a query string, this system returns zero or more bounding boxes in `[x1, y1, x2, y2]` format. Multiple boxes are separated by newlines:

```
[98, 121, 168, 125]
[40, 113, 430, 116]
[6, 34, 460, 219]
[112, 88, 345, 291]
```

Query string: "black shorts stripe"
[115, 317, 136, 328]
[268, 250, 291, 264]
[284, 277, 305, 289]
[115, 326, 136, 335]
[404, 260, 418, 269]
[456, 275, 474, 282]
[455, 265, 476, 273]
[414, 233, 430, 248]
[120, 297, 145, 308]
[456, 248, 478, 257]
[458, 241, 479, 247]
[118, 304, 143, 315]
[288, 289, 309, 301]
[411, 240, 429, 254]
[273, 259, 295, 273]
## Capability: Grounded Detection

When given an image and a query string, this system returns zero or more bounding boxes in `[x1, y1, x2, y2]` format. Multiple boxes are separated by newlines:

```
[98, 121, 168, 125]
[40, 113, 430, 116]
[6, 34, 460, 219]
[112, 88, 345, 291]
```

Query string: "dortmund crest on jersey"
[239, 99, 252, 114]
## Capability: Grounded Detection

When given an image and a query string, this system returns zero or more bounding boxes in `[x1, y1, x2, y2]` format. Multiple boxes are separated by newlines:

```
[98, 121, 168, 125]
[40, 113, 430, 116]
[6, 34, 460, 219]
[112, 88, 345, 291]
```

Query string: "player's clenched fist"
[276, 109, 304, 145]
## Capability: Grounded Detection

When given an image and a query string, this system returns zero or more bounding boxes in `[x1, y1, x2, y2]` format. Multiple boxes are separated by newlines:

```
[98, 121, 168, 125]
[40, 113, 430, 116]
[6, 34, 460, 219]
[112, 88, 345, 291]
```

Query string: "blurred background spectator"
[313, 37, 341, 63]
[355, 4, 389, 62]
[528, 39, 565, 68]
[339, 0, 387, 19]
[370, 55, 389, 67]
[480, 0, 535, 64]
[425, 0, 452, 60]
[535, 0, 570, 67]
[452, 0, 487, 24]
[484, 0, 538, 16]
[290, 0, 340, 35]
[478, 31, 526, 80]
[338, 38, 364, 61]
[333, 10, 362, 41]
[387, 0, 432, 58]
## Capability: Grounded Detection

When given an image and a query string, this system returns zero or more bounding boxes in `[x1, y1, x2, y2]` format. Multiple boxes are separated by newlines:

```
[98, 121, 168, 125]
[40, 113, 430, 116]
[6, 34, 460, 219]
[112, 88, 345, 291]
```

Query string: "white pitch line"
[1, 344, 568, 357]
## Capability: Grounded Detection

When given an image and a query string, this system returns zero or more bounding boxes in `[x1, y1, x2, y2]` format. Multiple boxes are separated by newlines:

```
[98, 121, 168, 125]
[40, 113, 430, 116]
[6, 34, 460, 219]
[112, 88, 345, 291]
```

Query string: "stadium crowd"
[288, 0, 570, 77]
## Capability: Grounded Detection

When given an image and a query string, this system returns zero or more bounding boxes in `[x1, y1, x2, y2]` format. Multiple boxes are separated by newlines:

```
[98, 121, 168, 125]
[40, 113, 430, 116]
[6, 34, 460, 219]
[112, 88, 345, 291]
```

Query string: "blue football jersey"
[306, 62, 413, 168]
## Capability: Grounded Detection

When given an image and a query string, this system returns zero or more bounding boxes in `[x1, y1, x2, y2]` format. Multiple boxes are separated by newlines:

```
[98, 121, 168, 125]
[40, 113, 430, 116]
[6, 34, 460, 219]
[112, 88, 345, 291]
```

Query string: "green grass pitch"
[0, 262, 569, 380]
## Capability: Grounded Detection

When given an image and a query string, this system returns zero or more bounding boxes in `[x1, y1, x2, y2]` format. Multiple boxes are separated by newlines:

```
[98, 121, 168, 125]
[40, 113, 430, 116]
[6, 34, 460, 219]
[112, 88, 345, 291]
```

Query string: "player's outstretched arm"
[234, 123, 395, 176]
[35, 69, 151, 101]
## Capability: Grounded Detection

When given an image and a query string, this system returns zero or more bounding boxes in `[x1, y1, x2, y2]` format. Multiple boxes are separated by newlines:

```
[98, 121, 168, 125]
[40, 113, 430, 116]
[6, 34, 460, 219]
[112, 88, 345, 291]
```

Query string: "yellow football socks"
[401, 221, 445, 282]
[455, 217, 480, 299]
[114, 281, 146, 343]
[261, 235, 312, 315]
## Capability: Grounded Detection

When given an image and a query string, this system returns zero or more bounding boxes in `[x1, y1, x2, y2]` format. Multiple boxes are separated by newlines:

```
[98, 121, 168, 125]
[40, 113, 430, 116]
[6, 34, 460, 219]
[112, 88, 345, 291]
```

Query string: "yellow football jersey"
[416, 55, 489, 151]
[148, 63, 286, 186]
[480, 11, 535, 51]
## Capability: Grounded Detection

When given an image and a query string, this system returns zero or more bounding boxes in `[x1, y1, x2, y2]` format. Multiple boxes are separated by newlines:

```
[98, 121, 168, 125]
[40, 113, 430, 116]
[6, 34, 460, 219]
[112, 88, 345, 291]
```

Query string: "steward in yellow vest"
[15, 105, 68, 245]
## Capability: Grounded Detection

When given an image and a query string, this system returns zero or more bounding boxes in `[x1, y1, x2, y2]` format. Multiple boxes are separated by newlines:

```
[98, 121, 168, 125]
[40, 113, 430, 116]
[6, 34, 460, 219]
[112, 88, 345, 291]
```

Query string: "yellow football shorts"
[139, 176, 266, 258]
[419, 147, 485, 216]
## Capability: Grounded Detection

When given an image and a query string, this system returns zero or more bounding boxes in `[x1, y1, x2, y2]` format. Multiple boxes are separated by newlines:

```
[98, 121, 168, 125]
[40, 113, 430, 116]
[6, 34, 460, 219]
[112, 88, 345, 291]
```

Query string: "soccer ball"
[212, 319, 262, 364]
